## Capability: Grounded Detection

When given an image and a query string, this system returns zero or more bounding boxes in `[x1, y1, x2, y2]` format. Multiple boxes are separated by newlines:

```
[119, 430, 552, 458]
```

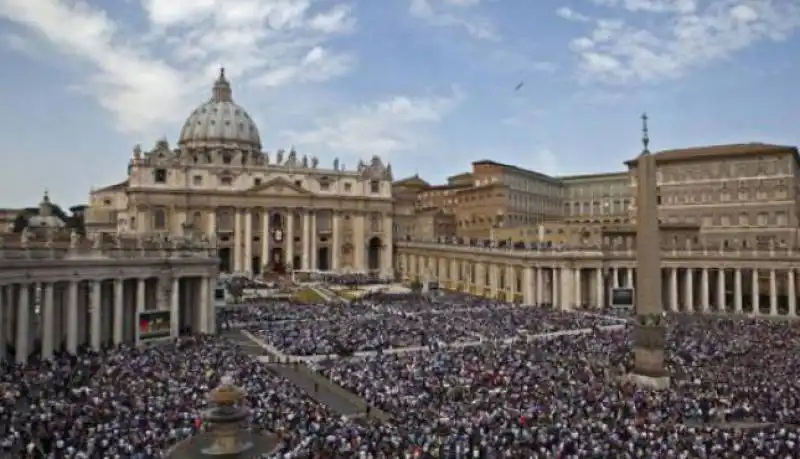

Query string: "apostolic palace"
[1, 68, 800, 366]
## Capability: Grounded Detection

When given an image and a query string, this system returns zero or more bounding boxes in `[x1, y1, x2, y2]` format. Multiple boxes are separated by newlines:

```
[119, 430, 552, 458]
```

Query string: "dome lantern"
[212, 68, 233, 103]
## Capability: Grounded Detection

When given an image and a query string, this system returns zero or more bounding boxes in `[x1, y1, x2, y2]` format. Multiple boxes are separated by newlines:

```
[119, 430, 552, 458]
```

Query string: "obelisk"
[627, 113, 670, 389]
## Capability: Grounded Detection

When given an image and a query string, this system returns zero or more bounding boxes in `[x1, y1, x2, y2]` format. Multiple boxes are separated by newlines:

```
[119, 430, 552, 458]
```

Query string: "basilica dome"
[178, 69, 261, 150]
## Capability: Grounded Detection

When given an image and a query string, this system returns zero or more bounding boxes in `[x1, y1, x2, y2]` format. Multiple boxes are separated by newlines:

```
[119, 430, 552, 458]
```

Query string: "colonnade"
[399, 252, 800, 318]
[0, 275, 216, 364]
[208, 208, 393, 275]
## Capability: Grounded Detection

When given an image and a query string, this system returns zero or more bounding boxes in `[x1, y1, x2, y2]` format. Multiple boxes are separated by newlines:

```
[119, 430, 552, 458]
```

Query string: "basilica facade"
[86, 69, 394, 276]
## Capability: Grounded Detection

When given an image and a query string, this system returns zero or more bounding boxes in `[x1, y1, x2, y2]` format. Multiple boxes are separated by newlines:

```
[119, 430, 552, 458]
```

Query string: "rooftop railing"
[0, 231, 218, 262]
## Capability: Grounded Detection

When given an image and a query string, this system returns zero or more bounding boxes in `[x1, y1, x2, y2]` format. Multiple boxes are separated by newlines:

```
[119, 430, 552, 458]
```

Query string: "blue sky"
[0, 0, 798, 207]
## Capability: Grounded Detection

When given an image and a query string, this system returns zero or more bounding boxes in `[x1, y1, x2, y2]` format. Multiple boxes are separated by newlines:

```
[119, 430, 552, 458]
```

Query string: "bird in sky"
[514, 81, 524, 91]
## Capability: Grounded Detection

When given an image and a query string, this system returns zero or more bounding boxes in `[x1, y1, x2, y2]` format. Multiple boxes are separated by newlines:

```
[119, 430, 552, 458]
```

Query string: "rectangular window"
[154, 169, 167, 183]
[370, 180, 380, 193]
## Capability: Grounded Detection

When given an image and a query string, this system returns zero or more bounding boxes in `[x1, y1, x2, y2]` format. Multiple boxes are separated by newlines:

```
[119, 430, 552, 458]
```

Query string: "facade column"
[595, 268, 604, 309]
[90, 281, 102, 350]
[233, 209, 242, 272]
[244, 210, 253, 275]
[612, 267, 620, 288]
[788, 269, 796, 317]
[286, 211, 295, 270]
[700, 268, 710, 313]
[625, 268, 634, 288]
[751, 269, 760, 315]
[67, 280, 79, 354]
[382, 214, 393, 277]
[331, 211, 341, 272]
[536, 268, 544, 305]
[574, 268, 582, 307]
[769, 269, 778, 316]
[353, 213, 366, 272]
[261, 211, 270, 271]
[171, 277, 180, 337]
[15, 284, 30, 364]
[684, 268, 694, 313]
[302, 211, 311, 270]
[717, 269, 726, 312]
[310, 211, 318, 271]
[669, 267, 678, 312]
[113, 279, 124, 345]
[733, 268, 743, 313]
[199, 277, 210, 334]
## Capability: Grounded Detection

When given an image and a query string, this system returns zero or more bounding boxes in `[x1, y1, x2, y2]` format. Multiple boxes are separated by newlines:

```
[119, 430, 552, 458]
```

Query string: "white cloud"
[532, 149, 560, 176]
[409, 0, 497, 40]
[0, 0, 357, 135]
[556, 7, 590, 22]
[288, 90, 463, 160]
[565, 0, 800, 84]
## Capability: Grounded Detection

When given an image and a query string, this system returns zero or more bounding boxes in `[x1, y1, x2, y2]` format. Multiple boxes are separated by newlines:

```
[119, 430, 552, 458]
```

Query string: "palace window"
[154, 168, 167, 184]
[193, 175, 203, 186]
[220, 176, 233, 186]
[254, 178, 262, 187]
[344, 183, 352, 192]
[370, 180, 380, 194]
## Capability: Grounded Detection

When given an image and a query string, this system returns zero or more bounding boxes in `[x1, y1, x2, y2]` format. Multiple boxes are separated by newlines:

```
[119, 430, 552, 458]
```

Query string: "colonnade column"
[67, 280, 79, 354]
[113, 279, 124, 345]
[684, 268, 694, 313]
[199, 277, 210, 334]
[41, 284, 55, 360]
[769, 269, 777, 316]
[734, 268, 743, 314]
[171, 277, 180, 337]
[536, 268, 544, 305]
[331, 212, 341, 271]
[595, 268, 604, 309]
[669, 268, 678, 312]
[717, 269, 726, 311]
[573, 268, 582, 307]
[700, 268, 710, 313]
[625, 268, 633, 288]
[523, 267, 533, 305]
[286, 212, 295, 270]
[751, 269, 760, 315]
[135, 278, 145, 343]
[244, 211, 253, 274]
[15, 284, 30, 364]
[207, 277, 216, 333]
[90, 281, 102, 351]
[788, 269, 796, 317]
[612, 268, 620, 288]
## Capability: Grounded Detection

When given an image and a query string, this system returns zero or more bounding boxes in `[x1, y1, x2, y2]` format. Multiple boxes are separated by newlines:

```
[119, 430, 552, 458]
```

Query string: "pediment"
[246, 177, 311, 196]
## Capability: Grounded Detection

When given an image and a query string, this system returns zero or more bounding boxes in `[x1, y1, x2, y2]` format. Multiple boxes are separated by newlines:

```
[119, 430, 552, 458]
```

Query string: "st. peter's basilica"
[85, 69, 395, 276]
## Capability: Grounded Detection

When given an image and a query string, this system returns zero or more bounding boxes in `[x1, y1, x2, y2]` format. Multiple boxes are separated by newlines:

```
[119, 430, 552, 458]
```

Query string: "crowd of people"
[6, 287, 800, 457]
[317, 314, 800, 456]
[250, 294, 622, 356]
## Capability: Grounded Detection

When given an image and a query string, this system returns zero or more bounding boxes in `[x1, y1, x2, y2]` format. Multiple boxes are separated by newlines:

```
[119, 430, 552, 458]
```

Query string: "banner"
[138, 310, 172, 341]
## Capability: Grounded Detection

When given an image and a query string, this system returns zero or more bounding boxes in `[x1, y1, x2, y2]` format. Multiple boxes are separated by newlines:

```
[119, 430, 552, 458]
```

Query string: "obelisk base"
[626, 346, 670, 390]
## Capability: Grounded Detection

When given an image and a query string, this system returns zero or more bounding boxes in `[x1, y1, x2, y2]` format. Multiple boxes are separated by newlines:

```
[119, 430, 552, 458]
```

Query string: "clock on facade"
[272, 229, 284, 243]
